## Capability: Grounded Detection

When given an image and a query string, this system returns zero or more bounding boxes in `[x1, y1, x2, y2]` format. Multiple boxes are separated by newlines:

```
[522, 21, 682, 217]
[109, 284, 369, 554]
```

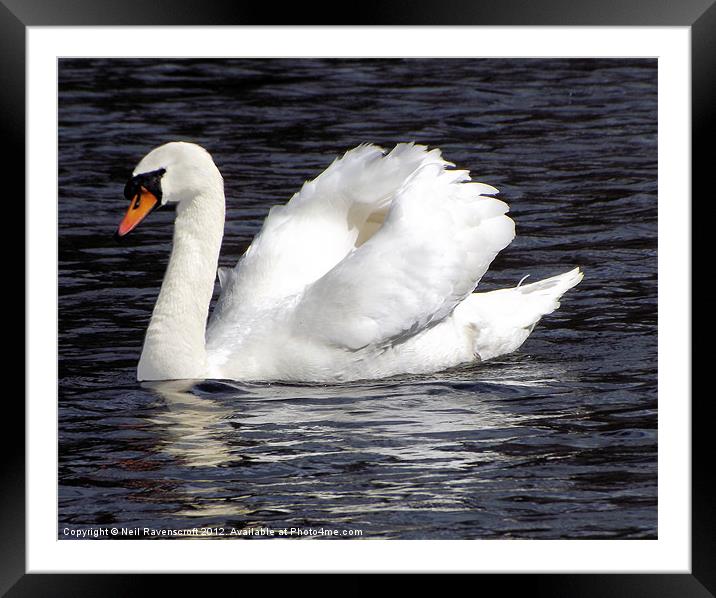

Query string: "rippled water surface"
[59, 58, 657, 539]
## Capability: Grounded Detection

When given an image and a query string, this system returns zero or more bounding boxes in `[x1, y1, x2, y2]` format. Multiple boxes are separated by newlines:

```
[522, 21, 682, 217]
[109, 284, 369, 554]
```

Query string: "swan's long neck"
[138, 180, 225, 381]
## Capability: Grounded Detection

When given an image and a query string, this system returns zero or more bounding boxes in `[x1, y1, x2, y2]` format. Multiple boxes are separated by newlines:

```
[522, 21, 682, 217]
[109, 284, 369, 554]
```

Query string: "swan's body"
[118, 142, 582, 383]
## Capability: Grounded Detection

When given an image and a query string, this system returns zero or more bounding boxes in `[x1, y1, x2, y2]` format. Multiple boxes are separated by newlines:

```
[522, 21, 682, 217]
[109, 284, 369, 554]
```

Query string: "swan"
[116, 141, 582, 383]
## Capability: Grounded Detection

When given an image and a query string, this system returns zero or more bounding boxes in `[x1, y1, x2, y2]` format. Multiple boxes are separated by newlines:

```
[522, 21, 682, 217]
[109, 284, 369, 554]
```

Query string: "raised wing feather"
[292, 163, 515, 351]
[208, 144, 447, 337]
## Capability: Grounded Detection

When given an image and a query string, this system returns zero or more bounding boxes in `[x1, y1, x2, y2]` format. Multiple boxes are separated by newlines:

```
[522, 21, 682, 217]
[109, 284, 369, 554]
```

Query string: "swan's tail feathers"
[457, 267, 583, 361]
[514, 266, 584, 315]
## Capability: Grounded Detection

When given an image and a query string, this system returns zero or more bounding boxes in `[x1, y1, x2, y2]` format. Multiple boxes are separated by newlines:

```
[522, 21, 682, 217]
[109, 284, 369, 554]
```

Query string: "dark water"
[58, 58, 657, 539]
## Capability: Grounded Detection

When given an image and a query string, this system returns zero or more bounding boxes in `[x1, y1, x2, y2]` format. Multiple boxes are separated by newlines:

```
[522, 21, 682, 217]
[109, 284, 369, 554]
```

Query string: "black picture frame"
[8, 0, 708, 591]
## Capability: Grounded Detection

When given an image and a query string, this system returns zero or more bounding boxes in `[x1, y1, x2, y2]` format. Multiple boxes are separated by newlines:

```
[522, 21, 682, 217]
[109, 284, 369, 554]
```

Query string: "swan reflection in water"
[143, 379, 237, 469]
[139, 357, 582, 526]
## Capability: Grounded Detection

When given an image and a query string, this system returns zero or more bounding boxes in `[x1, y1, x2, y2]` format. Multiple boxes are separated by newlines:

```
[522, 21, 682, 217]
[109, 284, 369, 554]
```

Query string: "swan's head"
[116, 142, 220, 237]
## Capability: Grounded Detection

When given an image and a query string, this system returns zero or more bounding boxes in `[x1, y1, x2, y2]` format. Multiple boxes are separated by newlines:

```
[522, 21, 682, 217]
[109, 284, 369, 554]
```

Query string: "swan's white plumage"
[291, 162, 514, 351]
[209, 144, 448, 315]
[454, 267, 584, 361]
[128, 141, 582, 382]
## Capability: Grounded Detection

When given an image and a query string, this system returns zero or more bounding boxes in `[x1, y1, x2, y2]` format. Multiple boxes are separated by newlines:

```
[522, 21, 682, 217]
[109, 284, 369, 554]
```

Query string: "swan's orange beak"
[116, 186, 159, 237]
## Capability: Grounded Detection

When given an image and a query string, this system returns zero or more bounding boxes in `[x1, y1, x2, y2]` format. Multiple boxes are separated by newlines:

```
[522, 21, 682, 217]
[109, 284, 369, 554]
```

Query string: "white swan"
[117, 141, 582, 383]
